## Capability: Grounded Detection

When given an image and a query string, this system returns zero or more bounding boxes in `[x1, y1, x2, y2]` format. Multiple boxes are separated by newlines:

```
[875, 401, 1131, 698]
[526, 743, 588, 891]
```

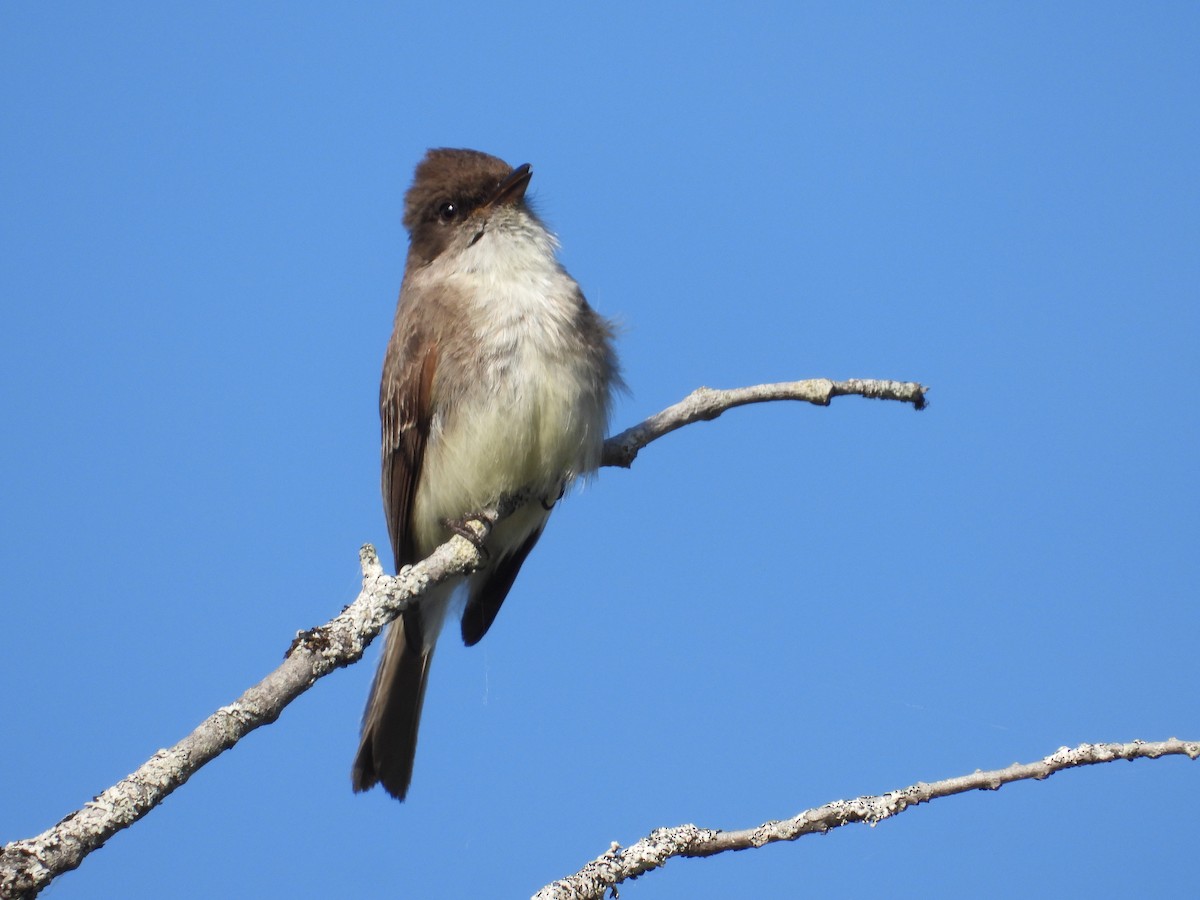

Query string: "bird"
[352, 148, 620, 800]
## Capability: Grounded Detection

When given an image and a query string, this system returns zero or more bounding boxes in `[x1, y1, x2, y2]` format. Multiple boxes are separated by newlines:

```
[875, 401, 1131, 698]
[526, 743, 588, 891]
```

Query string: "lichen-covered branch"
[0, 378, 923, 899]
[531, 739, 1199, 900]
[0, 533, 493, 900]
[602, 378, 927, 468]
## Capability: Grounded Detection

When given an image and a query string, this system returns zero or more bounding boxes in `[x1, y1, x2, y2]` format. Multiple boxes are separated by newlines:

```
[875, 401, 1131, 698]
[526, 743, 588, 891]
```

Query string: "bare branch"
[0, 378, 922, 898]
[602, 379, 928, 468]
[0, 531, 494, 900]
[532, 739, 1200, 900]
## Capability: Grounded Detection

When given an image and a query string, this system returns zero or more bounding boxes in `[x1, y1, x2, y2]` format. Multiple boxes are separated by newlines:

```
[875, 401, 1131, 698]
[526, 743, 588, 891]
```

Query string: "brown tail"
[351, 614, 435, 800]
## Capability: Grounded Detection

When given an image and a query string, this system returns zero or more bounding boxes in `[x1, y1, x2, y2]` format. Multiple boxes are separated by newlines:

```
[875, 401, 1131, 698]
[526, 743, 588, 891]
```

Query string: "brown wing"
[381, 332, 438, 572]
[354, 327, 439, 800]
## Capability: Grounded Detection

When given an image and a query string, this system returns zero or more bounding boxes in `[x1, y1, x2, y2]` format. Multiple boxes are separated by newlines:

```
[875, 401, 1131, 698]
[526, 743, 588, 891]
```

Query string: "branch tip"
[359, 544, 382, 578]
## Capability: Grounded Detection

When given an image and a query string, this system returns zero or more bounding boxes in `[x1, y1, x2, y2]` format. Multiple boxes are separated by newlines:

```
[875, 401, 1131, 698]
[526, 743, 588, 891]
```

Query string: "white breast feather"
[411, 212, 606, 551]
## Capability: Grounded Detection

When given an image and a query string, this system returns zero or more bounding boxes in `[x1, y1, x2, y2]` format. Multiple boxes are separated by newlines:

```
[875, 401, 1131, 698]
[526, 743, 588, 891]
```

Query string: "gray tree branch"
[602, 378, 927, 468]
[532, 739, 1200, 900]
[0, 377, 924, 898]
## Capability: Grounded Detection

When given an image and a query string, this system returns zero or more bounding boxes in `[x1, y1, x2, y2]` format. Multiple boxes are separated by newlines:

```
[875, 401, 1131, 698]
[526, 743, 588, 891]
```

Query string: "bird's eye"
[436, 201, 457, 223]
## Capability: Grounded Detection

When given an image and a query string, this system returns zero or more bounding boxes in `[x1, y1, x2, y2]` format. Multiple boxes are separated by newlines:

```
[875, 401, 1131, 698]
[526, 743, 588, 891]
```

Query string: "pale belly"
[410, 349, 604, 556]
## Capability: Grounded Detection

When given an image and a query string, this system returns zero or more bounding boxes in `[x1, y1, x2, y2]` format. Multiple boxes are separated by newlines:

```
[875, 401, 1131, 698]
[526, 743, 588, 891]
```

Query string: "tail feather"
[352, 614, 435, 800]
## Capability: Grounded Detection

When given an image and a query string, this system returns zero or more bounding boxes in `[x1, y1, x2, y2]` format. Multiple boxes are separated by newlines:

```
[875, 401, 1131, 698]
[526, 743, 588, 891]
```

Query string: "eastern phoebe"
[352, 148, 620, 800]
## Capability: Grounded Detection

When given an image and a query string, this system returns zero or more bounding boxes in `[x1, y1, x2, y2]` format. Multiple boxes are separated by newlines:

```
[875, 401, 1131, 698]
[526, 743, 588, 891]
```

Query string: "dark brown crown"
[403, 148, 517, 233]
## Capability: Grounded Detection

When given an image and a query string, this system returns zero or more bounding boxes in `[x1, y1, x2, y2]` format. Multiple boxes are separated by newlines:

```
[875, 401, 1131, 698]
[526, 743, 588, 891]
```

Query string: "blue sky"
[2, 3, 1196, 897]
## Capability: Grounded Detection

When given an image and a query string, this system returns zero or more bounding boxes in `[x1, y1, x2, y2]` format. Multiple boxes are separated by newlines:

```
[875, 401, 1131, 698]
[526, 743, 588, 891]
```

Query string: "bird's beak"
[485, 163, 533, 208]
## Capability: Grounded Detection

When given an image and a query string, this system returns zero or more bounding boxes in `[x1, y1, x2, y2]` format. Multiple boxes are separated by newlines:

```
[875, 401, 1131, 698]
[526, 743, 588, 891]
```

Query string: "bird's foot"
[444, 514, 492, 559]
